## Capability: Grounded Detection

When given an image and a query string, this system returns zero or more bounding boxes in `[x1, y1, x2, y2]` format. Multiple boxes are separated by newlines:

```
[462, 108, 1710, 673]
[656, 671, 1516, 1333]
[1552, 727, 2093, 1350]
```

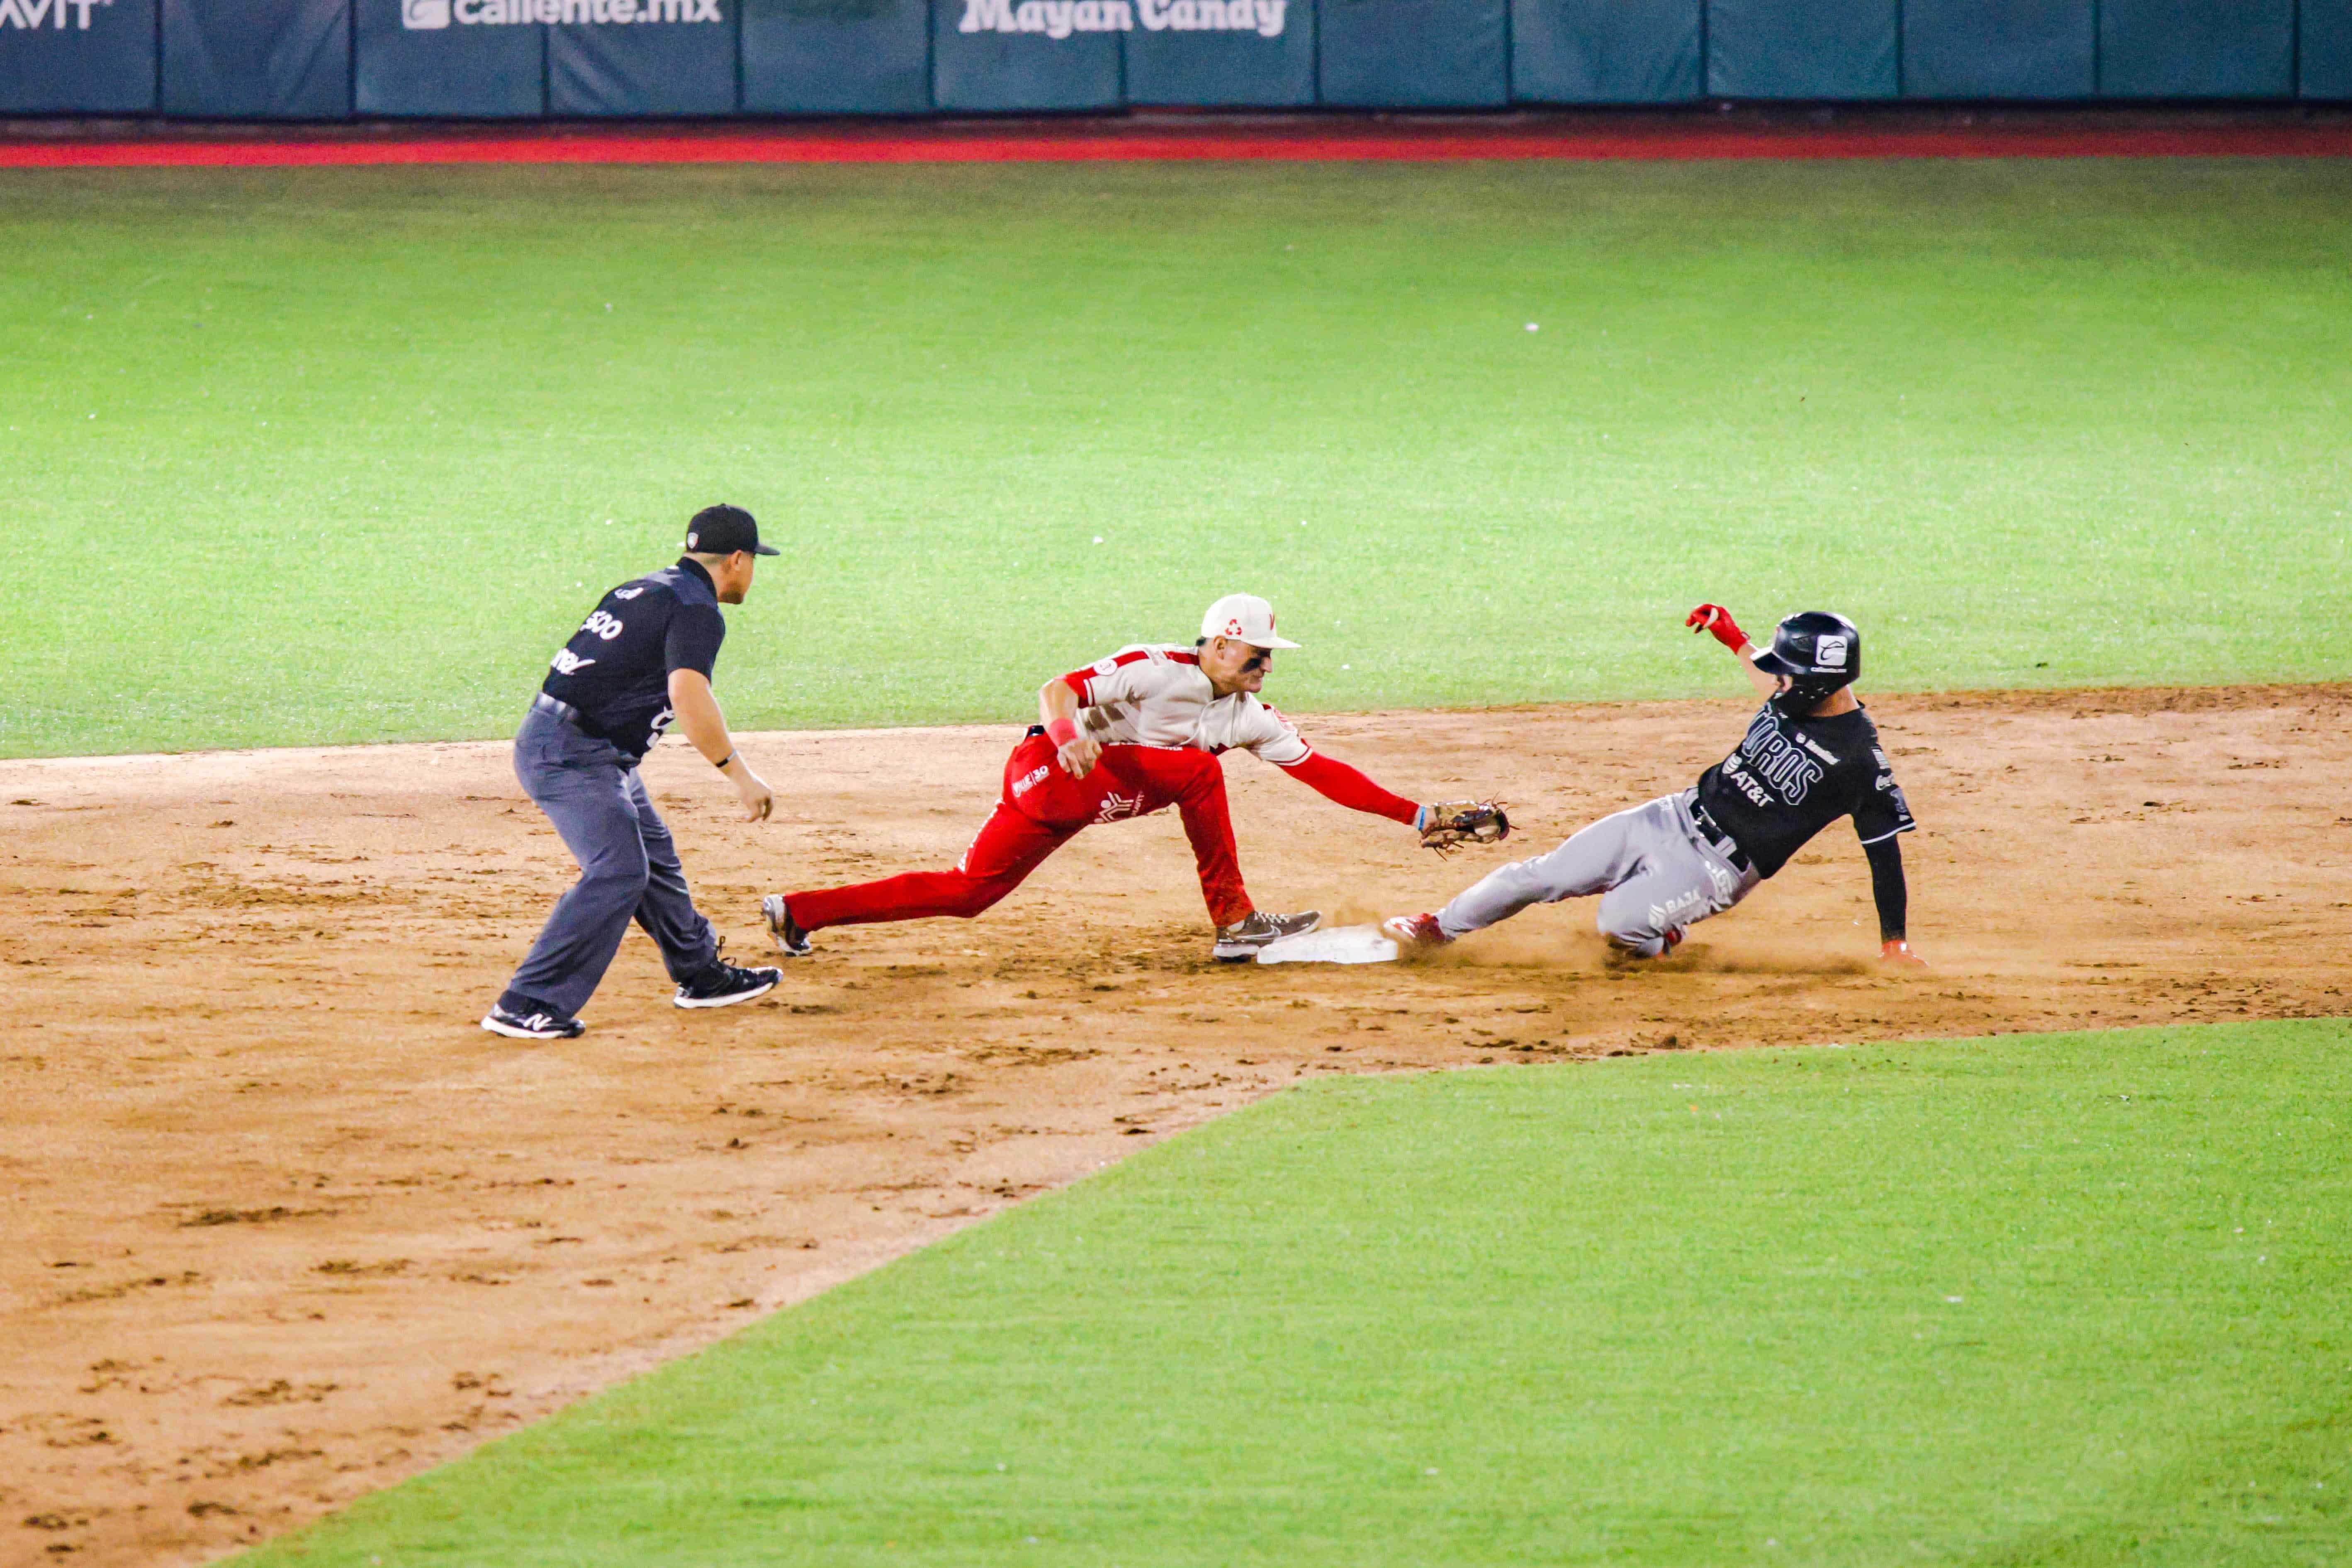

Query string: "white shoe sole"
[761, 894, 813, 957]
[1213, 912, 1323, 963]
[674, 975, 779, 1010]
[480, 1011, 580, 1040]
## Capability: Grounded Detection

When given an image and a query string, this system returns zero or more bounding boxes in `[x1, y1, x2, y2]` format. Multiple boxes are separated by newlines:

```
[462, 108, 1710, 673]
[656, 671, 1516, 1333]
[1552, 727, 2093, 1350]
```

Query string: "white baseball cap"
[1200, 592, 1300, 649]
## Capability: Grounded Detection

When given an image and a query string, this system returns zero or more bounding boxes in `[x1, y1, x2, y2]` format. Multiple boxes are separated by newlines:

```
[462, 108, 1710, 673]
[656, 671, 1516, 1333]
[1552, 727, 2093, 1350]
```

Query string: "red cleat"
[1382, 912, 1450, 948]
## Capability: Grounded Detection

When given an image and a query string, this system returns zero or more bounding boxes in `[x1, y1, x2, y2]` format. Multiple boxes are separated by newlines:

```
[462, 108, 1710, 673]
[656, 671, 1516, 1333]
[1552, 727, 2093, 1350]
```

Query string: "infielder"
[482, 505, 788, 1040]
[1385, 605, 1925, 965]
[763, 593, 1508, 963]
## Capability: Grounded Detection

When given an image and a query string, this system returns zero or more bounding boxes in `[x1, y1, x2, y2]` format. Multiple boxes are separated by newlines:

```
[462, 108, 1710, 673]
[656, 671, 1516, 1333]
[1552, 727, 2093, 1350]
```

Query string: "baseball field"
[4, 152, 2349, 1566]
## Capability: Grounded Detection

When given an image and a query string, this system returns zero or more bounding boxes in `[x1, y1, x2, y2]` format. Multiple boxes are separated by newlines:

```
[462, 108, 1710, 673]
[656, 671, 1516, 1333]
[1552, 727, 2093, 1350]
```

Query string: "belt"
[532, 692, 627, 753]
[1684, 793, 1752, 875]
[532, 692, 586, 727]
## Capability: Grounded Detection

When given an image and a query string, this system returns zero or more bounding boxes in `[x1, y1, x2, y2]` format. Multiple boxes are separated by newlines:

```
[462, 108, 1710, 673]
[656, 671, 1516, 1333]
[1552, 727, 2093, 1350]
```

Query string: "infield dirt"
[4, 685, 2347, 1567]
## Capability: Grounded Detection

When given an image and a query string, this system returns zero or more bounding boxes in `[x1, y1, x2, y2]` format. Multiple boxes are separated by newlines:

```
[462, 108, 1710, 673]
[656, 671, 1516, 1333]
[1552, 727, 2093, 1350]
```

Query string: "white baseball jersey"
[1065, 644, 1311, 766]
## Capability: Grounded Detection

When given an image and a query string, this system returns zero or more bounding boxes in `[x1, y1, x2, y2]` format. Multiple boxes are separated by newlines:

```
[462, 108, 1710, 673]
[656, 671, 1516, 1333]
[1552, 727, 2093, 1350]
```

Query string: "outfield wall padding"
[15, 0, 2352, 117]
[1509, 0, 1700, 103]
[932, 0, 1122, 111]
[1705, 0, 1895, 99]
[2306, 0, 2352, 99]
[1318, 0, 1506, 106]
[741, 0, 930, 114]
[353, 0, 545, 117]
[1122, 0, 1313, 106]
[549, 2, 737, 114]
[2099, 0, 2293, 99]
[0, 0, 157, 112]
[1902, 0, 2091, 100]
[161, 0, 350, 115]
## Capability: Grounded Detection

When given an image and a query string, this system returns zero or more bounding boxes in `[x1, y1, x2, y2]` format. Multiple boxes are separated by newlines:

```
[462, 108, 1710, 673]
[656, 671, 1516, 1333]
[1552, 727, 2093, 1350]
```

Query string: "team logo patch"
[1814, 634, 1849, 671]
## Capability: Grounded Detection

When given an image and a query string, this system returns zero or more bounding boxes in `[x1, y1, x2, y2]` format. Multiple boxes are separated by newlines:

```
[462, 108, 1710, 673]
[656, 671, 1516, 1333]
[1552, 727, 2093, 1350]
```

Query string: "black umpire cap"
[684, 504, 778, 557]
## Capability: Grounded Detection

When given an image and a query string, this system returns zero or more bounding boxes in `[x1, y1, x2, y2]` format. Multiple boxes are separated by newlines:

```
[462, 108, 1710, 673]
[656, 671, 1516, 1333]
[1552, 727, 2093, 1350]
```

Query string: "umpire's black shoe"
[675, 959, 783, 1010]
[481, 1001, 586, 1040]
[761, 894, 814, 958]
[1212, 909, 1322, 963]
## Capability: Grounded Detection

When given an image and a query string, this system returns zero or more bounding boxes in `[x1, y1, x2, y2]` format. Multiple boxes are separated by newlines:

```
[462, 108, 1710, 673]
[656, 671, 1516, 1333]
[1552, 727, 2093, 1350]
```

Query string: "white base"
[1254, 924, 1400, 965]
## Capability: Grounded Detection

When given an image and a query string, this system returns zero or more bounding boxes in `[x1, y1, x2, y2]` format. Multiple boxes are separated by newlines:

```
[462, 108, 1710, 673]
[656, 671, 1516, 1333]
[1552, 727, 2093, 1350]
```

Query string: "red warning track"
[5, 121, 2352, 169]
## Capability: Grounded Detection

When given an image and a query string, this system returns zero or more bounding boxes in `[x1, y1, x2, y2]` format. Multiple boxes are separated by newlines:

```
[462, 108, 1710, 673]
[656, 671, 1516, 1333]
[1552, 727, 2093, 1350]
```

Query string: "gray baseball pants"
[499, 700, 718, 1019]
[1436, 789, 1760, 956]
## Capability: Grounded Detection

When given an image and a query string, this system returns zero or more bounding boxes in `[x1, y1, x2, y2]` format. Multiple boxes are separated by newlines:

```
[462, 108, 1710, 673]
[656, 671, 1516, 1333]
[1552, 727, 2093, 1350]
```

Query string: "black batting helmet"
[1751, 611, 1861, 712]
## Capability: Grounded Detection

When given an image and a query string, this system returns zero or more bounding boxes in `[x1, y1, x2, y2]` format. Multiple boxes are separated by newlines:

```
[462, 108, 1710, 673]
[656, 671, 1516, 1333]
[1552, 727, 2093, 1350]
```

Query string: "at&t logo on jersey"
[1724, 711, 1825, 806]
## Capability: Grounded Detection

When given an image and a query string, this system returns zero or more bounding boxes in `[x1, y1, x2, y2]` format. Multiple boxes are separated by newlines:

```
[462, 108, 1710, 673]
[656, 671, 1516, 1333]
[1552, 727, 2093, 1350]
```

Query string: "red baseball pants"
[787, 733, 1254, 932]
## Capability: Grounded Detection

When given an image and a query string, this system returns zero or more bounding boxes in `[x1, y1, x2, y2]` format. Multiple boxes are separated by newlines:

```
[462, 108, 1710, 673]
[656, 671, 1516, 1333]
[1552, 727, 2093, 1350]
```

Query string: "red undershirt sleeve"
[1278, 750, 1418, 825]
[1058, 669, 1092, 702]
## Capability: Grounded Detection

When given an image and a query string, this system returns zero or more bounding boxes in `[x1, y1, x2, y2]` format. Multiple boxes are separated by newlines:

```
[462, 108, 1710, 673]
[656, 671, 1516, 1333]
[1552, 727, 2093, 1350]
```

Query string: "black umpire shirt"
[540, 558, 726, 758]
[1693, 702, 1916, 880]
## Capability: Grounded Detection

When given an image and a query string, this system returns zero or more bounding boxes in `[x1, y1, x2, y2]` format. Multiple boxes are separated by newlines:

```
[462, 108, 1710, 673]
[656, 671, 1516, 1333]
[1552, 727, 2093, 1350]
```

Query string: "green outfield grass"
[246, 1018, 2351, 1568]
[3, 159, 2349, 757]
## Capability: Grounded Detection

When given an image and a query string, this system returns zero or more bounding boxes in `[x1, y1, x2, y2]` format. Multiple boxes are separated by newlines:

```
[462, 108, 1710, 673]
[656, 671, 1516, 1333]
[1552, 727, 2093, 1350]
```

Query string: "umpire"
[482, 504, 785, 1040]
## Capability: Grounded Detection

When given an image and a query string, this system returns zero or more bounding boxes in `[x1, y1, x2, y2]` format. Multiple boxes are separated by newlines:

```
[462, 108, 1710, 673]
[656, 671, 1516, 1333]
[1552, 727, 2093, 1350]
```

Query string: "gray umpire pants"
[1436, 789, 1761, 956]
[500, 698, 718, 1018]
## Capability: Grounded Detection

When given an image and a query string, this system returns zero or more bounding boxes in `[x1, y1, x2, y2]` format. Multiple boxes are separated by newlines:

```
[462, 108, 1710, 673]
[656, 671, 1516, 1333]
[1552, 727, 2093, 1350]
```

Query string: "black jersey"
[539, 558, 726, 758]
[1693, 703, 1915, 880]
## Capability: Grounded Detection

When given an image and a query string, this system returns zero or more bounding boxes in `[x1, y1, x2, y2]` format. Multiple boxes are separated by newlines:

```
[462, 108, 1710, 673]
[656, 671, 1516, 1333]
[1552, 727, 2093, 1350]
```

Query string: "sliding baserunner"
[1385, 605, 1925, 965]
[763, 593, 1508, 963]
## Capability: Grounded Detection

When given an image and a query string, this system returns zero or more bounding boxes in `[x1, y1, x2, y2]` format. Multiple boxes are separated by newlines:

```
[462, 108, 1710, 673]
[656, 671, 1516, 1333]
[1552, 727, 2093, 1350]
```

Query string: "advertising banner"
[1510, 0, 1698, 103]
[1903, 0, 2091, 99]
[1122, 0, 1311, 105]
[163, 0, 351, 116]
[741, 0, 929, 114]
[1706, 0, 1895, 99]
[932, 0, 1121, 111]
[1317, 0, 1505, 107]
[2099, 0, 2291, 98]
[549, 0, 736, 114]
[0, 0, 156, 113]
[2305, 0, 2352, 98]
[355, 0, 545, 115]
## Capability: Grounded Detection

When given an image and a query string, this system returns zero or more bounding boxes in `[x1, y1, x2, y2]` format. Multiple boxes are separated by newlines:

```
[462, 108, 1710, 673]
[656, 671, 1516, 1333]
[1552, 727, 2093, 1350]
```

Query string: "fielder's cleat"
[1212, 909, 1322, 963]
[675, 958, 783, 1009]
[1381, 912, 1451, 948]
[761, 893, 813, 957]
[481, 1002, 585, 1040]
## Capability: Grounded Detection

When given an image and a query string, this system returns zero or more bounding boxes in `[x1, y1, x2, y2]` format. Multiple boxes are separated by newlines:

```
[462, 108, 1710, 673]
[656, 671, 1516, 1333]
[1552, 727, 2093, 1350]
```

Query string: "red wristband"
[1045, 717, 1080, 749]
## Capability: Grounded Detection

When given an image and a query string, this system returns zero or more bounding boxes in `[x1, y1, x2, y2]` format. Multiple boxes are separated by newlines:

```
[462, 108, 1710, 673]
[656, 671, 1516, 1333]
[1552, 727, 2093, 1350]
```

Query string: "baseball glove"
[1416, 800, 1511, 856]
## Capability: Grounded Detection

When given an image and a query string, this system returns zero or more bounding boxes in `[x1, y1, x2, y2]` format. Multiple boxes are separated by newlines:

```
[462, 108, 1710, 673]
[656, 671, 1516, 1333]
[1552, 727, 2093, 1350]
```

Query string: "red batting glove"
[1881, 938, 1926, 968]
[1686, 603, 1750, 653]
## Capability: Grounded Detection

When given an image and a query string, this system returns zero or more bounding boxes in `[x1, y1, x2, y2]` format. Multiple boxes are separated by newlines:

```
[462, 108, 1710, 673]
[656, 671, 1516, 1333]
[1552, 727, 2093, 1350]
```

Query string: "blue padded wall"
[0, 0, 157, 112]
[1318, 0, 1506, 107]
[1904, 0, 2092, 99]
[1510, 0, 1699, 103]
[932, 0, 1122, 111]
[2099, 0, 2292, 98]
[549, 0, 737, 115]
[1707, 0, 1896, 99]
[1123, 0, 1313, 105]
[2307, 0, 2352, 98]
[354, 0, 545, 116]
[742, 0, 930, 113]
[162, 0, 350, 115]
